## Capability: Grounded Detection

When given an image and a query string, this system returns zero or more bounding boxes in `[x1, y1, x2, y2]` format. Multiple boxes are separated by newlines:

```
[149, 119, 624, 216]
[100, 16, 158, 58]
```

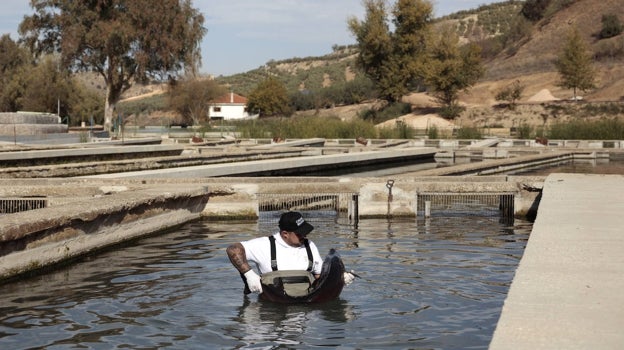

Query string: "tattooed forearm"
[226, 243, 251, 273]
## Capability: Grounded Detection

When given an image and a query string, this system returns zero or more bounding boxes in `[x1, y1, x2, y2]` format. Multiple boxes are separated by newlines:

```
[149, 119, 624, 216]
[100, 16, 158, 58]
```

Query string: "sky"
[1, 0, 497, 77]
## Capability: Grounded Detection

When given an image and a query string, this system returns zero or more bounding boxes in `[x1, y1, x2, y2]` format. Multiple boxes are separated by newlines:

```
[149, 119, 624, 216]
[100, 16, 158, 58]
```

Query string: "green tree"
[555, 28, 596, 100]
[495, 80, 524, 110]
[67, 85, 105, 127]
[247, 77, 292, 117]
[168, 77, 227, 126]
[425, 26, 484, 118]
[338, 75, 377, 104]
[521, 0, 552, 22]
[0, 35, 103, 122]
[348, 0, 392, 100]
[19, 55, 74, 116]
[348, 0, 433, 102]
[16, 55, 105, 125]
[19, 0, 206, 131]
[0, 35, 30, 112]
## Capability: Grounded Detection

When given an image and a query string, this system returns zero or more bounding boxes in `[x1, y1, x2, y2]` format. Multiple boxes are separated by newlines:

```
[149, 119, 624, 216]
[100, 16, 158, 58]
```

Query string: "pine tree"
[555, 28, 596, 100]
[425, 26, 484, 118]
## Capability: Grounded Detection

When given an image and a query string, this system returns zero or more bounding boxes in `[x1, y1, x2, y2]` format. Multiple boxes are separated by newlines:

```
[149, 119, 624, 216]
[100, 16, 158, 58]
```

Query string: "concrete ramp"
[490, 173, 624, 349]
[250, 138, 326, 148]
[464, 138, 500, 148]
[0, 144, 184, 167]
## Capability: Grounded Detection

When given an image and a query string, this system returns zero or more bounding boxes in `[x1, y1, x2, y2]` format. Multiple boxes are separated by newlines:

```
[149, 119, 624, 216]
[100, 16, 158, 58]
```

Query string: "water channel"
[2, 156, 622, 349]
[0, 214, 531, 349]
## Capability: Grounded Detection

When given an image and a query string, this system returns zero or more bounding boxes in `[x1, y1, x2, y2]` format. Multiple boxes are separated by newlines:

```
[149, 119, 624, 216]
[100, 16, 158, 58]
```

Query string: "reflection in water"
[231, 297, 355, 348]
[326, 157, 624, 178]
[0, 217, 530, 349]
[511, 158, 624, 176]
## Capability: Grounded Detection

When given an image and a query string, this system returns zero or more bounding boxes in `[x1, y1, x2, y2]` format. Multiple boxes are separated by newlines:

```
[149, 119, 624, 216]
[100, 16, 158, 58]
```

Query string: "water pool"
[0, 215, 531, 349]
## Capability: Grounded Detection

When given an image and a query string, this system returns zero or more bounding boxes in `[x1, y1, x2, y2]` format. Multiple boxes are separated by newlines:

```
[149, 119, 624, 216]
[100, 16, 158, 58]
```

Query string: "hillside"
[212, 0, 624, 102]
[471, 0, 624, 103]
[121, 0, 624, 129]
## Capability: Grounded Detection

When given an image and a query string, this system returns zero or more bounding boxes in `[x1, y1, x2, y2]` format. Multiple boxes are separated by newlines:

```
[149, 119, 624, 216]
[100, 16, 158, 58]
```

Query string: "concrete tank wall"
[0, 112, 67, 136]
[0, 181, 210, 283]
[0, 176, 543, 284]
[198, 176, 544, 219]
[0, 112, 60, 124]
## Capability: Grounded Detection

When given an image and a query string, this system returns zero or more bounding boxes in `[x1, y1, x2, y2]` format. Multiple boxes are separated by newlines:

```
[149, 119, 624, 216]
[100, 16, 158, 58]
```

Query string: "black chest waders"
[240, 235, 314, 295]
[261, 235, 316, 297]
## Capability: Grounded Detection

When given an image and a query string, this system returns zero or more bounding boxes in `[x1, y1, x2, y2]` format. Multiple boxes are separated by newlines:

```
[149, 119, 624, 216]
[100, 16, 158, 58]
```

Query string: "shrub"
[230, 116, 379, 139]
[477, 37, 505, 60]
[516, 123, 534, 139]
[581, 102, 624, 116]
[358, 102, 411, 124]
[427, 125, 439, 139]
[289, 90, 316, 111]
[358, 108, 377, 122]
[289, 76, 376, 113]
[378, 121, 416, 139]
[495, 80, 524, 110]
[455, 126, 482, 139]
[438, 104, 465, 119]
[547, 118, 624, 140]
[594, 37, 624, 60]
[599, 14, 623, 39]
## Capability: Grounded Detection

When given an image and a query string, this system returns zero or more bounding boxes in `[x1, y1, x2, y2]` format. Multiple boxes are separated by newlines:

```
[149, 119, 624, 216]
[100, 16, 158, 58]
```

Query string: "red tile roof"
[213, 92, 247, 104]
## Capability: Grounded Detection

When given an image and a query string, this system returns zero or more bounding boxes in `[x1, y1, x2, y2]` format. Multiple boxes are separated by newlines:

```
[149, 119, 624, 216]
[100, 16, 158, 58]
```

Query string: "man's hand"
[244, 270, 263, 293]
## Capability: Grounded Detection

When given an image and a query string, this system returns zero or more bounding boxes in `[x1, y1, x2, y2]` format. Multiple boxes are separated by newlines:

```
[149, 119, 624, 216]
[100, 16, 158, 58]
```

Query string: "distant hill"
[473, 0, 624, 103]
[212, 0, 623, 103]
[214, 46, 359, 97]
[121, 0, 624, 126]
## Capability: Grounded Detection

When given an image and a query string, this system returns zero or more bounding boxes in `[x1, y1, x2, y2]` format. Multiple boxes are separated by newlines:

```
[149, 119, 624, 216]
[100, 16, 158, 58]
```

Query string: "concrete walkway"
[84, 148, 436, 178]
[490, 173, 624, 349]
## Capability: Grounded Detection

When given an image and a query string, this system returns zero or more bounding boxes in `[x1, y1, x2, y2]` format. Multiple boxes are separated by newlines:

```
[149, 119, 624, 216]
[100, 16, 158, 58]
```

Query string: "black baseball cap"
[278, 211, 314, 236]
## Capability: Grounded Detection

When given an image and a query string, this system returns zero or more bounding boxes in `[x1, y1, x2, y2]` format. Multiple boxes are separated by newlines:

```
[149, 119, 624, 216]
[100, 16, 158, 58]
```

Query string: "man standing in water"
[226, 211, 354, 294]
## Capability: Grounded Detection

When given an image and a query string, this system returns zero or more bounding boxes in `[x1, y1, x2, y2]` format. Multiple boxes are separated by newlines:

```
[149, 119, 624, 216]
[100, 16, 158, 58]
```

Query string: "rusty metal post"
[386, 179, 394, 218]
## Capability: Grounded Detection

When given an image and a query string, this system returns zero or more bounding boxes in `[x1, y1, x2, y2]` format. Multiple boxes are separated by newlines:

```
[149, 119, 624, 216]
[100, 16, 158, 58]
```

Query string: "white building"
[209, 92, 258, 120]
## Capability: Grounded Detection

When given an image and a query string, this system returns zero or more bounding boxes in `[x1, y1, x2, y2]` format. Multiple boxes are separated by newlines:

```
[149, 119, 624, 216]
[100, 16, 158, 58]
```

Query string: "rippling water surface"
[0, 215, 531, 349]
